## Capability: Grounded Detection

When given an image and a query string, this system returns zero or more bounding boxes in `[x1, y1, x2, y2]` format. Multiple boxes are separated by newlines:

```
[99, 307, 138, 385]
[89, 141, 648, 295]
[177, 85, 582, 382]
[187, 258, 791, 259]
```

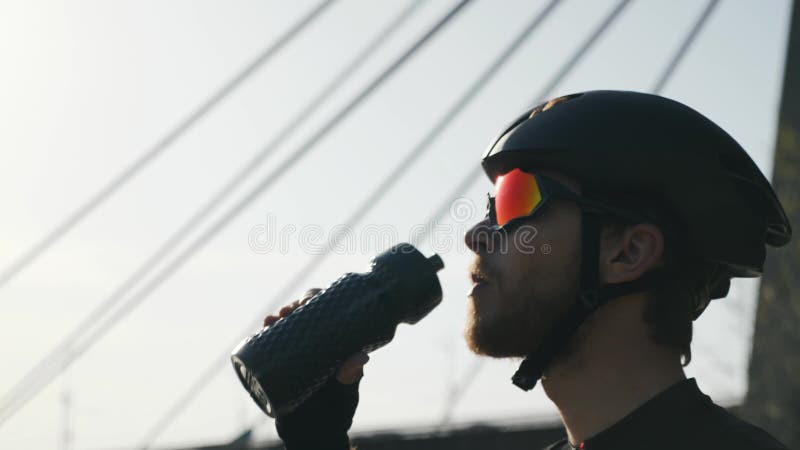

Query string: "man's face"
[463, 169, 583, 358]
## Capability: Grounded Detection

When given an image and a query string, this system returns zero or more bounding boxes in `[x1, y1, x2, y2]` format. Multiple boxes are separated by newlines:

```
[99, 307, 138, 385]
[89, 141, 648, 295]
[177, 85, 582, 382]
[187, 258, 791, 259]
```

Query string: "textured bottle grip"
[232, 244, 444, 418]
[233, 272, 397, 417]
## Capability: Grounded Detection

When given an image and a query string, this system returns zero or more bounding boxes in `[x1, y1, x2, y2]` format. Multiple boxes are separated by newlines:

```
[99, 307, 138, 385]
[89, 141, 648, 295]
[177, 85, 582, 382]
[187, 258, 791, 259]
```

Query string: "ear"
[599, 223, 665, 284]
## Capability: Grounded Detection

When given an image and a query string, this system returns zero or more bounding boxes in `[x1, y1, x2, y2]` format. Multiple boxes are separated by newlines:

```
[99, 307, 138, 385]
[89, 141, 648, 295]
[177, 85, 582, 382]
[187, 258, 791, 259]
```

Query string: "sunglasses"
[486, 168, 650, 230]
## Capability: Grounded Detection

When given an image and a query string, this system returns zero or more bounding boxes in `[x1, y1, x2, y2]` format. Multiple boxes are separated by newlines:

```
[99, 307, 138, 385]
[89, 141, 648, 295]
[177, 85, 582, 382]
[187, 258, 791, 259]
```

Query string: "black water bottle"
[231, 243, 444, 418]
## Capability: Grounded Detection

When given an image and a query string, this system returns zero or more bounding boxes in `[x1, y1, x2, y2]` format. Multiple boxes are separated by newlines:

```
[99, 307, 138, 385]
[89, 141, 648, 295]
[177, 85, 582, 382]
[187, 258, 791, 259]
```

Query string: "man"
[266, 91, 792, 449]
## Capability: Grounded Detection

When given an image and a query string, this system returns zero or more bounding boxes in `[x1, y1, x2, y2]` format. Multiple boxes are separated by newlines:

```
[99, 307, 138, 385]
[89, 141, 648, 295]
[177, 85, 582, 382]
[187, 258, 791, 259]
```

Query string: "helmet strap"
[512, 211, 666, 391]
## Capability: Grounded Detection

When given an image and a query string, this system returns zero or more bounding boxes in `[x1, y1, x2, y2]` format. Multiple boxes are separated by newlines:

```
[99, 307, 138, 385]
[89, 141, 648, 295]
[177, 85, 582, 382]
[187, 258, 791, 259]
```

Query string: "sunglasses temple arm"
[546, 184, 652, 224]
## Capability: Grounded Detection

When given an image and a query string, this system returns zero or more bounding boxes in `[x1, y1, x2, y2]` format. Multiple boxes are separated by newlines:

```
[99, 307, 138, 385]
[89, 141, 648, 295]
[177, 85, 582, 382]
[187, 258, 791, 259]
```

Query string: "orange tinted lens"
[494, 168, 542, 226]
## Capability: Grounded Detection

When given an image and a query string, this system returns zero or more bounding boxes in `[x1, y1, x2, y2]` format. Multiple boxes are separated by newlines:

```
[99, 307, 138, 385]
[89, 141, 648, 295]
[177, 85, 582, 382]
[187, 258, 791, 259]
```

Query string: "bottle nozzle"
[427, 254, 444, 272]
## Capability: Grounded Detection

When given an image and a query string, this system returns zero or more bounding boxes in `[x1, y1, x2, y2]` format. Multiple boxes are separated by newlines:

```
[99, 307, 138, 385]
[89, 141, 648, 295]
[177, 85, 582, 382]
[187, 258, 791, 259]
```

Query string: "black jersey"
[545, 378, 787, 450]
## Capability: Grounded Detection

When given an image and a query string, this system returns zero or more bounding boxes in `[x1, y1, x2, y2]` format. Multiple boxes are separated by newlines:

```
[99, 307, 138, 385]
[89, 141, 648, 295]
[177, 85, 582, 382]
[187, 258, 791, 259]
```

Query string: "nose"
[465, 218, 502, 254]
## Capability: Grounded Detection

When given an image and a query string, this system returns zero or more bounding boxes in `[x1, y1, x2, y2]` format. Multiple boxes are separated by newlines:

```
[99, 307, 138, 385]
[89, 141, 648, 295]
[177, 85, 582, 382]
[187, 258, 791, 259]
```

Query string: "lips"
[468, 268, 492, 299]
[468, 259, 496, 299]
[469, 262, 495, 286]
[471, 271, 490, 285]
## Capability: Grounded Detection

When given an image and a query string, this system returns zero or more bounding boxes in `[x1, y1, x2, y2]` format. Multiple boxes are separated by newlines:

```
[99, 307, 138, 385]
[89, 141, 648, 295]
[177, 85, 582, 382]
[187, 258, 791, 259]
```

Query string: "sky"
[0, 0, 792, 449]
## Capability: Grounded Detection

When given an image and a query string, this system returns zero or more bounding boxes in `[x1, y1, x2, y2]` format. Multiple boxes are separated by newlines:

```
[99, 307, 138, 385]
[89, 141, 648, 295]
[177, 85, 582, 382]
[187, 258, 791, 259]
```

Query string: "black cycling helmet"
[481, 90, 792, 391]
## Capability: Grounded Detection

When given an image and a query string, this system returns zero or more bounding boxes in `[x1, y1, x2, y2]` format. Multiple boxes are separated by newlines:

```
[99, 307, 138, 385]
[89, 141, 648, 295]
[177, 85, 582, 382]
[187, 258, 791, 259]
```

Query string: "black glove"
[275, 376, 360, 450]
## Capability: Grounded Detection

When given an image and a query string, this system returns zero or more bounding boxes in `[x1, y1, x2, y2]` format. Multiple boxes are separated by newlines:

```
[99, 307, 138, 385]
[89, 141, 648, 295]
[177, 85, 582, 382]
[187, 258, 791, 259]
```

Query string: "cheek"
[527, 222, 581, 277]
[496, 240, 546, 290]
[498, 231, 580, 308]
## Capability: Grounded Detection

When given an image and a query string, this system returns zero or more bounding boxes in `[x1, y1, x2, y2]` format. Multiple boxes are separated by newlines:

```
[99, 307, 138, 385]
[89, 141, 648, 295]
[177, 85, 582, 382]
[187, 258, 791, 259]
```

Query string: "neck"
[540, 294, 686, 446]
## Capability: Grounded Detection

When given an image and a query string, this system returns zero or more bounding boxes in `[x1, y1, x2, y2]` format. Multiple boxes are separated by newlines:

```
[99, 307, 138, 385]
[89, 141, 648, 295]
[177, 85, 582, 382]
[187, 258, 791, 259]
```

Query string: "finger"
[266, 288, 322, 327]
[335, 352, 370, 385]
[262, 314, 280, 327]
[336, 364, 364, 385]
[302, 288, 322, 301]
[279, 305, 294, 317]
[267, 298, 301, 324]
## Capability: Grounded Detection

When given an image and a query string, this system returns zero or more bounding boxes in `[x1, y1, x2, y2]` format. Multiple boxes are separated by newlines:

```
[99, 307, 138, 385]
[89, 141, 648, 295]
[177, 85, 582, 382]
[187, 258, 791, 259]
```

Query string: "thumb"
[335, 352, 369, 385]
